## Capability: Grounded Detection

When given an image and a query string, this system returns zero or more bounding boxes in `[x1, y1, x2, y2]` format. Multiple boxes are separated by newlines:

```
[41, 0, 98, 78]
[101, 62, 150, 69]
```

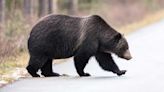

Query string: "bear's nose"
[123, 49, 132, 60]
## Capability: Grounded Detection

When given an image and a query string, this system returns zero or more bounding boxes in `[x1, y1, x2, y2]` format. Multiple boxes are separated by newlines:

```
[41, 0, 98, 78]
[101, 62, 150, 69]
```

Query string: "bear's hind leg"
[26, 65, 40, 77]
[26, 56, 47, 77]
[41, 59, 60, 77]
[95, 52, 126, 76]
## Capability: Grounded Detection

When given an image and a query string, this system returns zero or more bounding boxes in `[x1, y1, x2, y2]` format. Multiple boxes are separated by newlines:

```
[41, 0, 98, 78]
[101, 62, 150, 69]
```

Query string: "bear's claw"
[84, 73, 91, 76]
[42, 72, 60, 77]
[117, 70, 127, 76]
[80, 73, 91, 77]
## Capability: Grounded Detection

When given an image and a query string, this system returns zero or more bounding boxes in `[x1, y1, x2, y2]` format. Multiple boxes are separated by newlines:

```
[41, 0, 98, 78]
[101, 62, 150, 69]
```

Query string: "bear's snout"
[123, 49, 132, 60]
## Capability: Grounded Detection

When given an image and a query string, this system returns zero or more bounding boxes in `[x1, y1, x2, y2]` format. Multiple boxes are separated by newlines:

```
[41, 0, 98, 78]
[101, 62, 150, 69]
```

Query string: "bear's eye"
[119, 45, 127, 51]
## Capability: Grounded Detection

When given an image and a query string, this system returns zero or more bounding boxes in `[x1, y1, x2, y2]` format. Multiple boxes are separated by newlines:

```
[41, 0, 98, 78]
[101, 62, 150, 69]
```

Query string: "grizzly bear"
[26, 14, 132, 77]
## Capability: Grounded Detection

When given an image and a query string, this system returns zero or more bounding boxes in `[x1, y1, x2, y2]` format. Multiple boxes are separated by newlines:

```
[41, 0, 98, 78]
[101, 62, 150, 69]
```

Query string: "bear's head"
[100, 33, 132, 60]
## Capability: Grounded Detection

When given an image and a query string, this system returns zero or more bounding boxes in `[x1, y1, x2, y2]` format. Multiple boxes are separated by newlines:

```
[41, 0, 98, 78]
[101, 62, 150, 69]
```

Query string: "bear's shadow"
[66, 75, 128, 80]
[88, 76, 128, 80]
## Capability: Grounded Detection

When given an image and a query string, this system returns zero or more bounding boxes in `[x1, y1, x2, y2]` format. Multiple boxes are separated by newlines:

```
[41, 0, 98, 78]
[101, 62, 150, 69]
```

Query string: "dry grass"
[0, 52, 29, 84]
[119, 10, 164, 34]
[1, 9, 164, 85]
[0, 52, 28, 73]
[0, 10, 164, 82]
[1, 0, 164, 87]
[0, 11, 31, 63]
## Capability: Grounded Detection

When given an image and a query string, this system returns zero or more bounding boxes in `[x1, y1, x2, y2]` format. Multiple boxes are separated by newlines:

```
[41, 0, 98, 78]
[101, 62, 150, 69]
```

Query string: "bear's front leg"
[95, 52, 126, 76]
[74, 54, 91, 77]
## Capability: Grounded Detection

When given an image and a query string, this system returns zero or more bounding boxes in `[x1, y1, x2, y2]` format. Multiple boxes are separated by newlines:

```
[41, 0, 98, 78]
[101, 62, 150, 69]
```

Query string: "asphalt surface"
[1, 19, 164, 92]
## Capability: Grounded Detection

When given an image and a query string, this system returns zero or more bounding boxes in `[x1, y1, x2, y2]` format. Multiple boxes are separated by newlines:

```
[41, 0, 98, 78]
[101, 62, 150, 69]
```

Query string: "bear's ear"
[114, 33, 122, 40]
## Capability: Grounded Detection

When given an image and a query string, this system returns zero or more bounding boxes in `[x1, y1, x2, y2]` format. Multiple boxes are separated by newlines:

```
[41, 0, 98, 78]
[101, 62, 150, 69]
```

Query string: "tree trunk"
[48, 0, 53, 14]
[38, 0, 47, 17]
[0, 0, 5, 34]
[38, 0, 58, 17]
[23, 0, 32, 21]
[53, 0, 58, 13]
[67, 0, 78, 15]
[0, 0, 5, 23]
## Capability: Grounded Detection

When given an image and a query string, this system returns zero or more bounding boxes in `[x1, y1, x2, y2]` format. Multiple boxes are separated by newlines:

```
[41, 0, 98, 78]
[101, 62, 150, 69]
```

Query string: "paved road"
[1, 19, 164, 92]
